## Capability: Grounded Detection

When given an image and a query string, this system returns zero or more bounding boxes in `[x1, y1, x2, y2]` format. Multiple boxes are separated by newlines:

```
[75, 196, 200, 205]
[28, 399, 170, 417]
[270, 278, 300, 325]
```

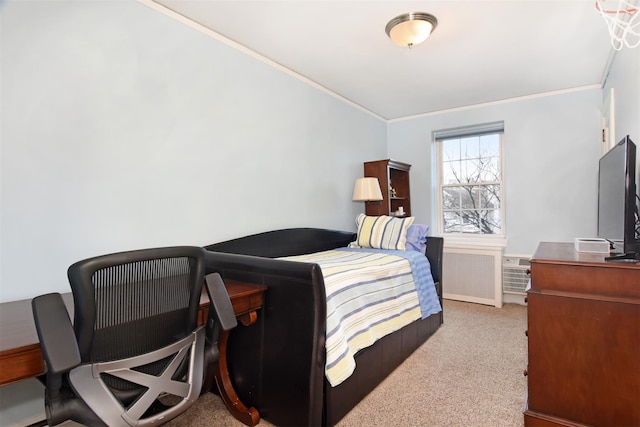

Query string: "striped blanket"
[280, 248, 441, 387]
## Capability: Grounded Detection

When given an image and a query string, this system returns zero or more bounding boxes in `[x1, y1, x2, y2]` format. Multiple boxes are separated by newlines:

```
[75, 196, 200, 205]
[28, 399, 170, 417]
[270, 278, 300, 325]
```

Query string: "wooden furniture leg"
[213, 311, 260, 426]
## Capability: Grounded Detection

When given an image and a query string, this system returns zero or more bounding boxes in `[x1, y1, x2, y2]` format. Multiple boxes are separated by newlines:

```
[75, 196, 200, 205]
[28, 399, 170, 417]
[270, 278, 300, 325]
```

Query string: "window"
[435, 123, 504, 236]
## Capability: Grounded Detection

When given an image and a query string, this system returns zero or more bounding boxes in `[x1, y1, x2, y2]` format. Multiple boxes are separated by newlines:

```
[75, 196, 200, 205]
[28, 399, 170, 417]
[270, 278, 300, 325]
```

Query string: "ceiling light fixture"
[385, 12, 438, 48]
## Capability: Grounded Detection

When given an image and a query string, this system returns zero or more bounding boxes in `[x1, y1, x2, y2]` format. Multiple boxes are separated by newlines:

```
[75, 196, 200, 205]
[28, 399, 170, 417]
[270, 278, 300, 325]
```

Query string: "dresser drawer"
[529, 262, 640, 299]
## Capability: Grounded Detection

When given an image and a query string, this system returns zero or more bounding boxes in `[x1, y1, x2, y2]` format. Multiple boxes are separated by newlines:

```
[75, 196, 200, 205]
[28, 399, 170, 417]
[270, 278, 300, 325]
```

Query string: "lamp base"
[365, 201, 382, 216]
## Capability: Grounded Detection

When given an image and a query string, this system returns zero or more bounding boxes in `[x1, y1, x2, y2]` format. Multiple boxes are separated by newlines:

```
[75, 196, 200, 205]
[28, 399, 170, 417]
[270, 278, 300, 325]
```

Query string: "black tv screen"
[597, 135, 639, 259]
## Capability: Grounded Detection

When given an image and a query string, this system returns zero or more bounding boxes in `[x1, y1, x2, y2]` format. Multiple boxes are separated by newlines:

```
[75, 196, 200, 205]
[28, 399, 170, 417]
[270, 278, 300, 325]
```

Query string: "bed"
[204, 217, 443, 426]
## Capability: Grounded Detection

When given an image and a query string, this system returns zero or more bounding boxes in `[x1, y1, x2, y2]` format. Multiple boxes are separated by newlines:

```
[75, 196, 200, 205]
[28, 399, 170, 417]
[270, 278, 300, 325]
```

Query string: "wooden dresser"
[524, 242, 640, 427]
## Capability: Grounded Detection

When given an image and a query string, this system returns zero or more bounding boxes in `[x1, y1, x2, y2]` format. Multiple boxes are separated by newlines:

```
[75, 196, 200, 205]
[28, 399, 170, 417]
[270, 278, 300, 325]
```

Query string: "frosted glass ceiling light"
[385, 12, 438, 48]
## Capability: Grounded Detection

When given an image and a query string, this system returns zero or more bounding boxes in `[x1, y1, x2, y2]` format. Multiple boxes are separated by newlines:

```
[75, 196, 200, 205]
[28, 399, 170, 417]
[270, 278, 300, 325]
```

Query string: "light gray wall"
[0, 0, 387, 302]
[603, 46, 640, 141]
[388, 88, 604, 256]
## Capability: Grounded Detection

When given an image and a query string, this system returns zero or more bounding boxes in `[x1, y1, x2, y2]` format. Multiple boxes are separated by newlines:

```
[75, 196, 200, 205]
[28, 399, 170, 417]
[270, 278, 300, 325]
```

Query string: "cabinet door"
[527, 290, 640, 426]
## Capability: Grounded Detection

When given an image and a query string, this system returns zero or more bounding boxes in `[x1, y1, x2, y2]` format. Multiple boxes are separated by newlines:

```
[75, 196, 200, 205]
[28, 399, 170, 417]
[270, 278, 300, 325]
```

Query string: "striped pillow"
[355, 214, 415, 250]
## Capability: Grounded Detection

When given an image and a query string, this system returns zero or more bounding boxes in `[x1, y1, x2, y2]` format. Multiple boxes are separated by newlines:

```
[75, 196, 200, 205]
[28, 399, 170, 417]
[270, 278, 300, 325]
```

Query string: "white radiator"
[442, 244, 504, 307]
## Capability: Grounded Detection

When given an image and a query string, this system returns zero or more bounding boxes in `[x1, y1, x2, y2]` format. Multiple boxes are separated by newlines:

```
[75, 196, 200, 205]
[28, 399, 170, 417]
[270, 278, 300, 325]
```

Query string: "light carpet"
[168, 299, 528, 427]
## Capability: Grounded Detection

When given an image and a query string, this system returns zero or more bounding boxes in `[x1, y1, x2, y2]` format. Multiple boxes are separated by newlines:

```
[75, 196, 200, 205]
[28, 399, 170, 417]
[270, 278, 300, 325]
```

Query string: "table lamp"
[352, 177, 383, 215]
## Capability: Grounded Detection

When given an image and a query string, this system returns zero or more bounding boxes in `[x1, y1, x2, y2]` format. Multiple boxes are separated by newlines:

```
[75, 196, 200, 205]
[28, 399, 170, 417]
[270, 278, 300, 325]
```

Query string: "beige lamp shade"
[352, 177, 383, 201]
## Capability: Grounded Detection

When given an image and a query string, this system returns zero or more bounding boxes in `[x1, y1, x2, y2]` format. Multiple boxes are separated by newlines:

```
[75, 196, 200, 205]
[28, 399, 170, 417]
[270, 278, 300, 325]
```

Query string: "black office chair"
[32, 246, 237, 427]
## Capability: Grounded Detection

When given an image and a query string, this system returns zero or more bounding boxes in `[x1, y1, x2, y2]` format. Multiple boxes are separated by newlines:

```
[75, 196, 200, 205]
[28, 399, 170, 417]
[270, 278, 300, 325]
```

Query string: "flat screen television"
[597, 135, 640, 261]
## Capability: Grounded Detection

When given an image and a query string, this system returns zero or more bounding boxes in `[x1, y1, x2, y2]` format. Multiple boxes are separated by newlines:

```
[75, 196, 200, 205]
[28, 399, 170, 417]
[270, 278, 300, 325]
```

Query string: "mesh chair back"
[68, 247, 205, 363]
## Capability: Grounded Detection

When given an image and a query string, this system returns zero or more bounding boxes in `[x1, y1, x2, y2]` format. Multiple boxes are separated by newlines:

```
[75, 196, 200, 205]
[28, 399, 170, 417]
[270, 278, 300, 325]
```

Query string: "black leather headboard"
[425, 236, 443, 285]
[204, 228, 357, 258]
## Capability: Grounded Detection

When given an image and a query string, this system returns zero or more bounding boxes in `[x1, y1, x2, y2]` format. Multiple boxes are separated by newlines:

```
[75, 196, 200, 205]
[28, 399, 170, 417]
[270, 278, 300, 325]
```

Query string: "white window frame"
[434, 122, 506, 243]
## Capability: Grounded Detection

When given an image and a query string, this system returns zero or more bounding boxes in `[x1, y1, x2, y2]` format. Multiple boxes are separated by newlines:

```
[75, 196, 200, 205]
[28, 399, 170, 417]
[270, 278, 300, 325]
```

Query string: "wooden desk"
[0, 279, 266, 427]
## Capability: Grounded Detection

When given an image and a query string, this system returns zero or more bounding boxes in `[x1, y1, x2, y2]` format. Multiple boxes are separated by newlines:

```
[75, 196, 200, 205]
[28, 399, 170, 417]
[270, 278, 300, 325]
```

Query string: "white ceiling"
[149, 0, 617, 120]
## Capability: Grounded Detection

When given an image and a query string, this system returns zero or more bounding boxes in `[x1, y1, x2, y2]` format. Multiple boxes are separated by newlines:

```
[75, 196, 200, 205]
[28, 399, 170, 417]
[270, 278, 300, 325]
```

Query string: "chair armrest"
[32, 293, 80, 373]
[204, 273, 238, 332]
